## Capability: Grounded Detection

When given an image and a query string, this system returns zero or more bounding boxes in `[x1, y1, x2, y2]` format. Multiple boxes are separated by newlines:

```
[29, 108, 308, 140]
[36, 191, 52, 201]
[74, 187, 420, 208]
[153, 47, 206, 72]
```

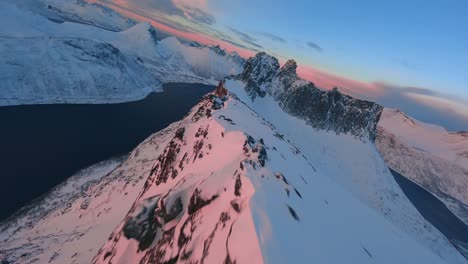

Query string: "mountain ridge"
[233, 52, 383, 141]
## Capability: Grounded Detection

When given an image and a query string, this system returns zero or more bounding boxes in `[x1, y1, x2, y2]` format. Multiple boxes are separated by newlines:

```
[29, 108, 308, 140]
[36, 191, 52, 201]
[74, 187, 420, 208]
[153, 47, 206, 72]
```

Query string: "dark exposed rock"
[159, 197, 183, 223]
[234, 175, 242, 197]
[237, 52, 279, 99]
[103, 251, 112, 260]
[236, 52, 383, 141]
[148, 26, 159, 47]
[287, 205, 300, 221]
[188, 189, 219, 215]
[280, 86, 382, 141]
[257, 146, 267, 167]
[220, 212, 230, 227]
[174, 127, 185, 140]
[155, 141, 180, 185]
[123, 197, 161, 251]
[193, 140, 204, 162]
[215, 80, 228, 98]
[247, 135, 256, 146]
[144, 227, 178, 264]
[230, 201, 240, 213]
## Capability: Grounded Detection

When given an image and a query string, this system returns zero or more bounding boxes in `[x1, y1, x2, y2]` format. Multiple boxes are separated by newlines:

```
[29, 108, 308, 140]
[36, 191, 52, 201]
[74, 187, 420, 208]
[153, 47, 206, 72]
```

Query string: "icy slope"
[92, 87, 465, 263]
[0, 121, 180, 264]
[0, 2, 244, 106]
[376, 108, 468, 225]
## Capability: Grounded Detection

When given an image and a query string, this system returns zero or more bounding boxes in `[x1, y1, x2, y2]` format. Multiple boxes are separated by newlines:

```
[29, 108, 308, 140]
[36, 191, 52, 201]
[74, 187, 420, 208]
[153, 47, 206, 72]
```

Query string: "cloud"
[228, 27, 263, 49]
[181, 6, 215, 25]
[306, 41, 323, 53]
[220, 38, 261, 52]
[372, 83, 468, 131]
[123, 0, 215, 24]
[257, 32, 287, 43]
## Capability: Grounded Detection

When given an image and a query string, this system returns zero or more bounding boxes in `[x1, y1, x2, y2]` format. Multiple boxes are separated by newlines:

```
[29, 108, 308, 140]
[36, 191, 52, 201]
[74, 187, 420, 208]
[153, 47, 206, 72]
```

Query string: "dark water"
[0, 83, 214, 221]
[391, 169, 468, 256]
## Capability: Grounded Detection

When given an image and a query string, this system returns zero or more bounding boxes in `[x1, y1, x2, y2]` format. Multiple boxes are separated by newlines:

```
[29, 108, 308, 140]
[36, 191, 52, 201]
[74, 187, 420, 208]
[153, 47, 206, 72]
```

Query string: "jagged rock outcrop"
[235, 52, 383, 141]
[238, 52, 280, 98]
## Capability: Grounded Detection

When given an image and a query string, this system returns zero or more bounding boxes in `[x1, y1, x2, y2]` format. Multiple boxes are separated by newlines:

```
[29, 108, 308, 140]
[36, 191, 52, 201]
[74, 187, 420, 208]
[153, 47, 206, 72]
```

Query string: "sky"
[98, 0, 468, 131]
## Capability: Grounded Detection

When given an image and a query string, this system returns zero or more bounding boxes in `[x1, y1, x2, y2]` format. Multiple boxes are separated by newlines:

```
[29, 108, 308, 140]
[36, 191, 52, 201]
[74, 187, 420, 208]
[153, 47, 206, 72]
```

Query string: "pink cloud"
[173, 0, 209, 9]
[100, 1, 255, 58]
[296, 65, 385, 98]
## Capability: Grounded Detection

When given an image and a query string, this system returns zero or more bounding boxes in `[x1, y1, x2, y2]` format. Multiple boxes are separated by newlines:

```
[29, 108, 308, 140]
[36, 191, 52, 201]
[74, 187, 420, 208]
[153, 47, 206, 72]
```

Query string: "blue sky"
[209, 0, 468, 96]
[102, 0, 468, 130]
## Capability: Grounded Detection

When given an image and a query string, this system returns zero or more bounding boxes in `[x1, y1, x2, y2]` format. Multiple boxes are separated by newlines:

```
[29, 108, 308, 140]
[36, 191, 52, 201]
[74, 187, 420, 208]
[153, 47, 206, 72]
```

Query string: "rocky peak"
[236, 52, 383, 141]
[239, 52, 280, 98]
[279, 59, 298, 77]
[279, 85, 383, 141]
[275, 59, 300, 92]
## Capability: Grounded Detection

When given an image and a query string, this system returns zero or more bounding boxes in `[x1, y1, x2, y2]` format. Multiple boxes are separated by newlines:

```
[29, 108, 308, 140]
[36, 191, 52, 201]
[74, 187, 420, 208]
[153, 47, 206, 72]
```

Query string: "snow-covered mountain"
[0, 1, 244, 106]
[15, 0, 137, 32]
[236, 54, 382, 141]
[376, 108, 468, 225]
[2, 54, 466, 263]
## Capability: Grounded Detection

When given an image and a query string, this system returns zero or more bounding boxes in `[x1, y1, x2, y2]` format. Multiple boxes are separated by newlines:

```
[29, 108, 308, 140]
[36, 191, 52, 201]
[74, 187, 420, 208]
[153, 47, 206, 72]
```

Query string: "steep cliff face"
[238, 52, 280, 98]
[235, 53, 383, 141]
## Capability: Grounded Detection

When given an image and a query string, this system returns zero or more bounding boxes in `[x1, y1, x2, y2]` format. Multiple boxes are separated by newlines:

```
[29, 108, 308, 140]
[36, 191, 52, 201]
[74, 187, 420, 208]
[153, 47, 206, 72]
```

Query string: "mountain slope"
[0, 1, 244, 106]
[376, 108, 468, 225]
[91, 83, 465, 263]
[0, 120, 181, 263]
[1, 83, 466, 263]
[0, 36, 159, 105]
[14, 0, 137, 31]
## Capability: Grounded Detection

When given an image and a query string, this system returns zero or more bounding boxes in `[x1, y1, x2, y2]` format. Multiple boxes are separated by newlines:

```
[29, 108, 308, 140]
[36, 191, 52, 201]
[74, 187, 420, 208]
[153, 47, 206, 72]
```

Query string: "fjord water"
[0, 83, 214, 221]
[391, 169, 468, 256]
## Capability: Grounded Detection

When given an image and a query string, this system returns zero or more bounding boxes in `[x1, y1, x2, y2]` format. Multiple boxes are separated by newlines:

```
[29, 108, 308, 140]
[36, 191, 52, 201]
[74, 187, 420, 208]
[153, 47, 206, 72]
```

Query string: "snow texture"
[376, 108, 468, 225]
[0, 1, 244, 106]
[1, 84, 466, 264]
